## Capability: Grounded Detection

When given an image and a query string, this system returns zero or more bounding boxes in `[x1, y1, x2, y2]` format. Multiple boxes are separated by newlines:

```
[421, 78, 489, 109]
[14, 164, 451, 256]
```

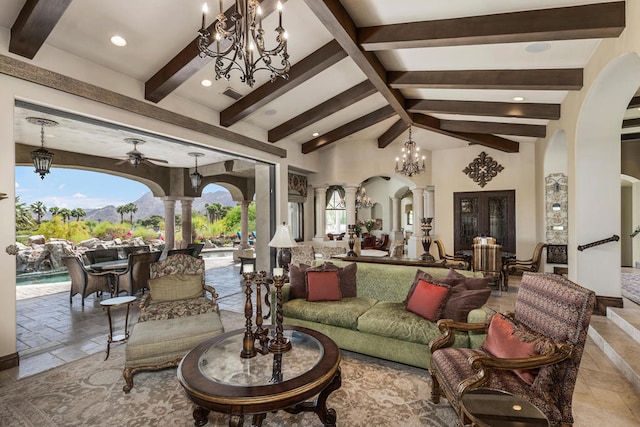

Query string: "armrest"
[457, 342, 574, 395]
[203, 284, 219, 301]
[139, 293, 151, 309]
[430, 319, 489, 353]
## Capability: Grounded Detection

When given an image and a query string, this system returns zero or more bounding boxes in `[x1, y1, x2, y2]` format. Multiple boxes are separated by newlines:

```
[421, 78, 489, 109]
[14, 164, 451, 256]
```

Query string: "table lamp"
[268, 223, 298, 272]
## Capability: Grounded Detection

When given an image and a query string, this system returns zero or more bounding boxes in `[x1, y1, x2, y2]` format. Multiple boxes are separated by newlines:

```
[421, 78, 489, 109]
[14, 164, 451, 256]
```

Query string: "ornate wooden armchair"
[503, 242, 547, 290]
[434, 239, 469, 270]
[429, 272, 595, 427]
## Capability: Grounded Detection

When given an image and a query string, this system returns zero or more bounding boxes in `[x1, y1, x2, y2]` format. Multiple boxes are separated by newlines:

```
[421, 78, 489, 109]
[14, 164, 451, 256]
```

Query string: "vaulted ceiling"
[2, 0, 631, 169]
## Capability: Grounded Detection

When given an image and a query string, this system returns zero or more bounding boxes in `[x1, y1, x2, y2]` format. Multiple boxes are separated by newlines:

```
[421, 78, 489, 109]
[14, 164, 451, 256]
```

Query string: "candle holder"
[269, 273, 291, 354]
[240, 270, 272, 358]
[419, 217, 435, 262]
[346, 224, 357, 257]
[240, 271, 257, 358]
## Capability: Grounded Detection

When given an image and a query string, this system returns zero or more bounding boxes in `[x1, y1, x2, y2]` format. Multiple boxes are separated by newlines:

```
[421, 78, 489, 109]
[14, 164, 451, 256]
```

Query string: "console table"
[332, 254, 448, 268]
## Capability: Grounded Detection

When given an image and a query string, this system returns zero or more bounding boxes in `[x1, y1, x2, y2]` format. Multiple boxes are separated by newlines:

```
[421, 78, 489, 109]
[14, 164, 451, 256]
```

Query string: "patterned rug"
[622, 272, 640, 306]
[0, 314, 457, 426]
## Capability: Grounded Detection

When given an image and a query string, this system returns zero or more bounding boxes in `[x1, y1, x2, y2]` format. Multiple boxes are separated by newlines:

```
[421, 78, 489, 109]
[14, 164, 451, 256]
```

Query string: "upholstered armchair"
[434, 239, 469, 270]
[137, 253, 221, 322]
[115, 251, 161, 296]
[472, 243, 503, 290]
[290, 245, 316, 266]
[503, 242, 547, 290]
[315, 246, 346, 260]
[429, 272, 595, 427]
[63, 255, 112, 305]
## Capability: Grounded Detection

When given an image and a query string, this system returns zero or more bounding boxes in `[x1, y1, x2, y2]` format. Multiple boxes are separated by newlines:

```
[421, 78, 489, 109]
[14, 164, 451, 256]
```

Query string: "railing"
[577, 234, 620, 251]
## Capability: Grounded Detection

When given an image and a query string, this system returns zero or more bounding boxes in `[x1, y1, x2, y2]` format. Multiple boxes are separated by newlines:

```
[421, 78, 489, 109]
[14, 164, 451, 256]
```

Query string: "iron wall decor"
[463, 151, 504, 188]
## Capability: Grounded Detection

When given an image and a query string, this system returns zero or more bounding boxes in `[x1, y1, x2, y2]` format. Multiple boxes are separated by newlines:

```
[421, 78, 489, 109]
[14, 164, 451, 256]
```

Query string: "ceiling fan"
[116, 138, 169, 168]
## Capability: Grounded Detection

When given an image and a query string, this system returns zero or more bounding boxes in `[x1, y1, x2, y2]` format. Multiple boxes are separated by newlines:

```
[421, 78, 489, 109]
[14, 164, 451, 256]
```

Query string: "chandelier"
[198, 1, 290, 87]
[395, 127, 425, 177]
[355, 186, 373, 209]
[27, 117, 58, 180]
[189, 152, 204, 191]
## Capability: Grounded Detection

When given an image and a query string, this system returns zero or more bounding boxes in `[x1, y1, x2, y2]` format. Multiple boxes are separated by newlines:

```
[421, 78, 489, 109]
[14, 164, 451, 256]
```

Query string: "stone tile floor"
[8, 263, 640, 425]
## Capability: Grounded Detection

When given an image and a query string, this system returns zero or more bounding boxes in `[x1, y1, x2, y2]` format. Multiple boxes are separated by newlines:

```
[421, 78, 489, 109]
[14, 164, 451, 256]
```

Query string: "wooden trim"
[358, 2, 625, 50]
[0, 54, 286, 158]
[220, 40, 347, 127]
[389, 69, 583, 90]
[628, 96, 640, 109]
[622, 117, 640, 129]
[0, 352, 19, 371]
[593, 295, 623, 316]
[378, 119, 409, 149]
[9, 0, 72, 59]
[440, 120, 546, 138]
[407, 99, 560, 120]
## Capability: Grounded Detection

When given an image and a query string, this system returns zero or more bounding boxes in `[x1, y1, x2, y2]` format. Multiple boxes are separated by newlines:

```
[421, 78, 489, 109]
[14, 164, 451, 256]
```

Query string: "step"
[588, 316, 640, 392]
[608, 306, 640, 345]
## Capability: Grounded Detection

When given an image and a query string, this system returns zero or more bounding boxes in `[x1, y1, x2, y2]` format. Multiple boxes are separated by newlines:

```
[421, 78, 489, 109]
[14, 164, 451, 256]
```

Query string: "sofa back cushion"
[149, 273, 203, 302]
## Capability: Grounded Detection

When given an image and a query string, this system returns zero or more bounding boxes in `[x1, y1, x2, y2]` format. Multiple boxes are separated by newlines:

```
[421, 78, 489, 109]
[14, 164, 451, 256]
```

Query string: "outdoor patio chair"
[429, 272, 595, 427]
[186, 242, 204, 257]
[63, 255, 112, 305]
[85, 248, 119, 265]
[115, 251, 162, 296]
[123, 245, 150, 257]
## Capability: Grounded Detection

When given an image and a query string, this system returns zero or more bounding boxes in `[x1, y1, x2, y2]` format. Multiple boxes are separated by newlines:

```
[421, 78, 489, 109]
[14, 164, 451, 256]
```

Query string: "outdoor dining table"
[90, 259, 129, 295]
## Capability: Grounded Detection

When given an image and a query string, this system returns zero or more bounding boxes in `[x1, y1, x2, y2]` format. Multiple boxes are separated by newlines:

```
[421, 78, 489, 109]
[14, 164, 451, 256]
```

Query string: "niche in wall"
[545, 173, 568, 244]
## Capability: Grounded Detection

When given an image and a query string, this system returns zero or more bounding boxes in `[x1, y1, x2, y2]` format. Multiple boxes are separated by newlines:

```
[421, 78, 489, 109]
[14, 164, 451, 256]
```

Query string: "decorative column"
[314, 186, 327, 241]
[344, 185, 358, 226]
[408, 188, 425, 258]
[392, 196, 402, 242]
[162, 197, 177, 253]
[239, 200, 251, 249]
[180, 198, 194, 247]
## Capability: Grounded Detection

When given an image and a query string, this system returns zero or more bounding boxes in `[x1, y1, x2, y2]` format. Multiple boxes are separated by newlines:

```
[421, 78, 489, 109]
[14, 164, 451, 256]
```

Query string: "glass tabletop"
[462, 389, 549, 426]
[198, 329, 324, 387]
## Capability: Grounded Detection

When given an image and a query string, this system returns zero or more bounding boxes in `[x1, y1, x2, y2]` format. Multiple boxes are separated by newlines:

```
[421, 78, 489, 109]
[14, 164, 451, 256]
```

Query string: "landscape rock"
[28, 235, 45, 245]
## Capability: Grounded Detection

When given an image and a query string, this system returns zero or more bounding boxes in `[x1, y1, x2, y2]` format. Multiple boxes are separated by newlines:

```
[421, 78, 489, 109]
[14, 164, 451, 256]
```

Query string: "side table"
[100, 296, 136, 360]
[461, 389, 549, 427]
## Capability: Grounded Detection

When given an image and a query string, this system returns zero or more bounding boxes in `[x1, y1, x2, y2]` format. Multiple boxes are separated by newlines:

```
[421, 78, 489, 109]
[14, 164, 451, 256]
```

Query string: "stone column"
[392, 196, 402, 241]
[162, 197, 177, 253]
[180, 198, 194, 247]
[344, 185, 358, 226]
[425, 186, 435, 235]
[408, 188, 425, 258]
[239, 200, 251, 249]
[314, 186, 327, 241]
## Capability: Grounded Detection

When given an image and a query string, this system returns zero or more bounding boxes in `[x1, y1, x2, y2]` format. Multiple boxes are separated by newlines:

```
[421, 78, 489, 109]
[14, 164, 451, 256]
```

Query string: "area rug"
[0, 327, 456, 426]
[622, 272, 640, 306]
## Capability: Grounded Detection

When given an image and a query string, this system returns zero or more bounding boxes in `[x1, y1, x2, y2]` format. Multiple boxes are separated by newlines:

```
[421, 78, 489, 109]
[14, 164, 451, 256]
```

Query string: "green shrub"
[133, 226, 159, 240]
[92, 221, 129, 240]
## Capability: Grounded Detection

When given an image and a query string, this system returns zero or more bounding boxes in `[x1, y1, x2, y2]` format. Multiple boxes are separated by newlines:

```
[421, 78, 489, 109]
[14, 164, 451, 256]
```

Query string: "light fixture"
[188, 152, 204, 191]
[268, 222, 298, 272]
[355, 186, 373, 209]
[395, 127, 425, 177]
[198, 1, 290, 87]
[201, 79, 213, 87]
[27, 117, 58, 180]
[513, 96, 525, 101]
[110, 35, 127, 47]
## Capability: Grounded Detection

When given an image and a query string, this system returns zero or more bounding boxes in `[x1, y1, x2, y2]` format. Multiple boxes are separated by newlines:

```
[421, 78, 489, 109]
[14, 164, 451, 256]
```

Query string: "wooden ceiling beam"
[303, 0, 411, 124]
[301, 106, 396, 154]
[406, 99, 560, 120]
[9, 0, 72, 59]
[268, 80, 376, 142]
[412, 114, 519, 153]
[440, 120, 546, 138]
[144, 0, 284, 103]
[220, 40, 347, 127]
[623, 118, 640, 129]
[389, 69, 583, 90]
[378, 119, 409, 149]
[359, 2, 625, 50]
[621, 133, 640, 142]
[627, 96, 640, 109]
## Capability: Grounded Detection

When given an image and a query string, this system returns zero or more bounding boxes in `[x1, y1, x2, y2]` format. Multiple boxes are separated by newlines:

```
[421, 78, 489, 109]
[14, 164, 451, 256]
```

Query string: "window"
[325, 188, 346, 234]
[288, 202, 303, 242]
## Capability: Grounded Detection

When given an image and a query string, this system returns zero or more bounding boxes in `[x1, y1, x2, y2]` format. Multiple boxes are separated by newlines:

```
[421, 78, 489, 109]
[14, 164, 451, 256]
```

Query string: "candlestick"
[277, 1, 282, 28]
[269, 275, 291, 354]
[240, 271, 257, 358]
[273, 267, 283, 277]
[202, 3, 208, 30]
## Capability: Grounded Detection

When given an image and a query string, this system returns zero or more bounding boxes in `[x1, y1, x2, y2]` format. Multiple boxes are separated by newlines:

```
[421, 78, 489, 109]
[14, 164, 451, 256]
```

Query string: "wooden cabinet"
[454, 190, 516, 253]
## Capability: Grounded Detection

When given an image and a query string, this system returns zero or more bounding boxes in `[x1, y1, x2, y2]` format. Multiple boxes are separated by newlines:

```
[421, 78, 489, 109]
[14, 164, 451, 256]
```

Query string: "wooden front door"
[454, 190, 516, 253]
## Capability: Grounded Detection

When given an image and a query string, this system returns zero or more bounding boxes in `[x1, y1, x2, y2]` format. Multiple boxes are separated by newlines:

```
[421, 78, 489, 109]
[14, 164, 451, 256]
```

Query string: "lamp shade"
[268, 224, 298, 248]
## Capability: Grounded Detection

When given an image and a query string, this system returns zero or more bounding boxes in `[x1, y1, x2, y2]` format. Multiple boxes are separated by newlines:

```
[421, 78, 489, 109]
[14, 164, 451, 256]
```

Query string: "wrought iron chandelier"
[395, 127, 425, 177]
[189, 152, 204, 191]
[27, 117, 57, 180]
[355, 186, 373, 210]
[198, 1, 290, 87]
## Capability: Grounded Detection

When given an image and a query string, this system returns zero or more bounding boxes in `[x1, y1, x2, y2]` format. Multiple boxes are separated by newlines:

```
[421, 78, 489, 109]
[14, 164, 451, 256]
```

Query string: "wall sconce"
[0, 192, 7, 201]
[552, 203, 561, 211]
[27, 117, 58, 180]
[188, 152, 204, 191]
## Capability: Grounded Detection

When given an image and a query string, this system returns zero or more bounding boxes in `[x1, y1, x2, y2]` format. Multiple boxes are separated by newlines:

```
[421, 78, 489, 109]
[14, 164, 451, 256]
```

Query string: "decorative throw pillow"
[481, 314, 542, 385]
[405, 279, 450, 321]
[441, 285, 491, 322]
[445, 268, 491, 290]
[404, 269, 461, 306]
[319, 262, 357, 297]
[149, 273, 203, 302]
[306, 270, 341, 302]
[288, 263, 311, 299]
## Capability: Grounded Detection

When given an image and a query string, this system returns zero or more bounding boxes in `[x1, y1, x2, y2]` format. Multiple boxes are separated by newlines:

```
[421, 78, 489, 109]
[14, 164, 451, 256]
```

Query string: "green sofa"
[280, 260, 488, 369]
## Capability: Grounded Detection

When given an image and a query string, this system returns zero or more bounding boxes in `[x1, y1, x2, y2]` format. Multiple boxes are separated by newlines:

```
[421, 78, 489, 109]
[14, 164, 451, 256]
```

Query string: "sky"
[15, 166, 225, 210]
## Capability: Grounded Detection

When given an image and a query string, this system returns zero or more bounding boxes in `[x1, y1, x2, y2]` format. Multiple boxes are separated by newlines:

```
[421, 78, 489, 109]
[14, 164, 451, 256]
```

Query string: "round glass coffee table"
[461, 389, 549, 426]
[178, 326, 341, 427]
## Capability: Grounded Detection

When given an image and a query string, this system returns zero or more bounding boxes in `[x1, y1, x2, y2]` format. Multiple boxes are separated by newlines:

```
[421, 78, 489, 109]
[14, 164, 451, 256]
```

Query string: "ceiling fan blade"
[115, 159, 127, 165]
[145, 157, 169, 164]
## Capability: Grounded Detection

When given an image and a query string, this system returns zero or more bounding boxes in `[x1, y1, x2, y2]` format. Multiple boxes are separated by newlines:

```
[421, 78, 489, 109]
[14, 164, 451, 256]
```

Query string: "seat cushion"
[283, 297, 377, 330]
[138, 296, 216, 322]
[358, 301, 469, 347]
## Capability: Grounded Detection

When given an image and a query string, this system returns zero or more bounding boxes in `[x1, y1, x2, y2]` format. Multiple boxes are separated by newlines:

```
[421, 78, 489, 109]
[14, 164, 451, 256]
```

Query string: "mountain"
[84, 191, 235, 223]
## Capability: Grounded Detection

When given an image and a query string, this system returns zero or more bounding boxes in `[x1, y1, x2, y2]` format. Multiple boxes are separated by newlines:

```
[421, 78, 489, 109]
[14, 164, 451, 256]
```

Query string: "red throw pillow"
[405, 280, 450, 321]
[306, 270, 341, 302]
[317, 262, 358, 297]
[404, 269, 460, 306]
[481, 314, 541, 384]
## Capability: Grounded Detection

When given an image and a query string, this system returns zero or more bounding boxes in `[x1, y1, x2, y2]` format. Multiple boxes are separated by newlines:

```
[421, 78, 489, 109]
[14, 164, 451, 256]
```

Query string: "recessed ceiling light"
[525, 42, 550, 53]
[110, 35, 127, 47]
[264, 109, 277, 116]
[201, 79, 212, 87]
[513, 96, 525, 102]
[312, 132, 319, 137]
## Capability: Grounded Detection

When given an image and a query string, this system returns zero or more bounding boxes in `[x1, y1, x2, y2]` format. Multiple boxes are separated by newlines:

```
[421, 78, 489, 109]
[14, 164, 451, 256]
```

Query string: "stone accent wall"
[545, 173, 568, 244]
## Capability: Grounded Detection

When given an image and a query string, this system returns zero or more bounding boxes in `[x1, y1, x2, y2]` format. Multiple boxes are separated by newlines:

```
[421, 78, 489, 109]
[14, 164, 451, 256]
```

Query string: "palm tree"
[70, 207, 86, 222]
[116, 205, 127, 223]
[16, 197, 36, 230]
[49, 206, 60, 217]
[30, 201, 47, 224]
[205, 202, 224, 224]
[126, 202, 138, 224]
[59, 208, 71, 225]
